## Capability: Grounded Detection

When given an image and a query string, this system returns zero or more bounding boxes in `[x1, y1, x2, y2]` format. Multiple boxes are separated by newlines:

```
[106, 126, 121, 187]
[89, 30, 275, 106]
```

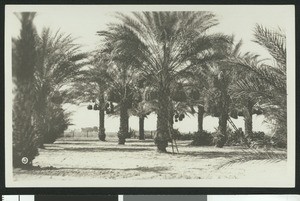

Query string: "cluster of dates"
[174, 113, 185, 122]
[87, 102, 115, 114]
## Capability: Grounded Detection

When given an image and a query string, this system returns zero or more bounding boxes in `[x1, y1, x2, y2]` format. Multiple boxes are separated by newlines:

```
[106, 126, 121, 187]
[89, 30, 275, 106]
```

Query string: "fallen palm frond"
[216, 147, 286, 169]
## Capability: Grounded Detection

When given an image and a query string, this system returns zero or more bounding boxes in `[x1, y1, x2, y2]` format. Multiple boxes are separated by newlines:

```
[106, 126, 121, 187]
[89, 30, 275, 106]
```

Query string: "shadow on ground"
[177, 149, 287, 162]
[16, 166, 170, 175]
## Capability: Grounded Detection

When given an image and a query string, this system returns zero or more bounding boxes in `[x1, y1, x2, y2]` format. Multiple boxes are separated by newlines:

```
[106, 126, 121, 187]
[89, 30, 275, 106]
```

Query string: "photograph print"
[4, 5, 296, 187]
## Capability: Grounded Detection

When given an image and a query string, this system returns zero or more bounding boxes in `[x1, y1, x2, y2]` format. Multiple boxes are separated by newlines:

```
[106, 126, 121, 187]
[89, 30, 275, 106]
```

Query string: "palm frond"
[254, 24, 286, 70]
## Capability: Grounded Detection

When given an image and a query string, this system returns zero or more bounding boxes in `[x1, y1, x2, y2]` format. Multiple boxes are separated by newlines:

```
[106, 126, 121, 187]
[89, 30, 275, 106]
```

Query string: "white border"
[5, 4, 296, 188]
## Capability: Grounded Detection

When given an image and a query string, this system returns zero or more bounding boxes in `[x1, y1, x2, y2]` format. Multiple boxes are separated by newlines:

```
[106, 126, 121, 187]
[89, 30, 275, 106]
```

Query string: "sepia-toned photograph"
[5, 5, 295, 187]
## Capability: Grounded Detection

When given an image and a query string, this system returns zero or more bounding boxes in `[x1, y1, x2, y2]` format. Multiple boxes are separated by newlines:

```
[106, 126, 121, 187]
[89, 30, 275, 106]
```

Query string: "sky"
[6, 5, 294, 133]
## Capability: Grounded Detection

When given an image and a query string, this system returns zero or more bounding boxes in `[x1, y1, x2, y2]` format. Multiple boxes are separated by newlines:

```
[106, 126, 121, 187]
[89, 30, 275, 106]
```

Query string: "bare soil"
[13, 137, 287, 182]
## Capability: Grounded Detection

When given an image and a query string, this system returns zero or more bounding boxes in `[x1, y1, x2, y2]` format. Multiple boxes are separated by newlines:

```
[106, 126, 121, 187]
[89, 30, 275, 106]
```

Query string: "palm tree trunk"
[244, 100, 254, 138]
[98, 94, 106, 141]
[191, 105, 205, 145]
[216, 112, 228, 147]
[216, 90, 229, 148]
[118, 101, 128, 144]
[197, 105, 204, 132]
[244, 115, 252, 137]
[155, 88, 170, 152]
[98, 107, 106, 141]
[168, 106, 175, 141]
[139, 116, 145, 140]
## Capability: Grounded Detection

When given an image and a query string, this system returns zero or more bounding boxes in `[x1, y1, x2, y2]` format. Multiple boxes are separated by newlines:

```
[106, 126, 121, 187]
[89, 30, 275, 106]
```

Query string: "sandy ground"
[13, 137, 287, 182]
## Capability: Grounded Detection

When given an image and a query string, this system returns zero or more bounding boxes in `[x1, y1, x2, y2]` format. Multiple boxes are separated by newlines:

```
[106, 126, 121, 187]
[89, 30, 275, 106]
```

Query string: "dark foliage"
[125, 128, 136, 139]
[225, 129, 285, 149]
[42, 106, 71, 144]
[13, 12, 40, 168]
[225, 129, 245, 146]
[191, 130, 214, 146]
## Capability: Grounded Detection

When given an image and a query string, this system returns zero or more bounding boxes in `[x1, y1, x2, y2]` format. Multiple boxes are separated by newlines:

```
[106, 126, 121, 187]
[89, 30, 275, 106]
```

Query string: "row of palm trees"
[12, 11, 287, 167]
[69, 12, 287, 152]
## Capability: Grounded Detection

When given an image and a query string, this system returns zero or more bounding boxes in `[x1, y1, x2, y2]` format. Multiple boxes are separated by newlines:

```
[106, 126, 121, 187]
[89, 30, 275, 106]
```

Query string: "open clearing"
[13, 137, 287, 182]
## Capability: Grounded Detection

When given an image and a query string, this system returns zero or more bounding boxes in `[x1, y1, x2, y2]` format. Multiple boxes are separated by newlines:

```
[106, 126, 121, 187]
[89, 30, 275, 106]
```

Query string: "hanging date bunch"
[105, 102, 114, 114]
[87, 103, 100, 110]
[174, 112, 185, 122]
[93, 104, 99, 110]
[87, 99, 97, 110]
[87, 104, 93, 110]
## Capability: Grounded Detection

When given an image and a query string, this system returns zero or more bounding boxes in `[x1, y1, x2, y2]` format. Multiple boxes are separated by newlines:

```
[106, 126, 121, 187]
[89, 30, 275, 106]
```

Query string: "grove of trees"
[12, 11, 287, 167]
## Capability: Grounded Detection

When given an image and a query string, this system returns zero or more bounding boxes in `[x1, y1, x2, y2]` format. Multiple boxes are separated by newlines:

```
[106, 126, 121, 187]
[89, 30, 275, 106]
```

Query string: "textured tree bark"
[168, 106, 175, 141]
[155, 88, 170, 152]
[216, 91, 229, 148]
[139, 116, 145, 140]
[244, 100, 254, 138]
[98, 94, 106, 141]
[98, 108, 106, 141]
[216, 111, 228, 147]
[118, 101, 129, 145]
[197, 105, 205, 132]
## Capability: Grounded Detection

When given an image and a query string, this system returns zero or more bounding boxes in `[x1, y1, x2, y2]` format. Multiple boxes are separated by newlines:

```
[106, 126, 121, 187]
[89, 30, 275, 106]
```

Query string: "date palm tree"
[130, 101, 153, 140]
[205, 38, 247, 147]
[34, 27, 87, 144]
[229, 25, 287, 145]
[67, 75, 107, 141]
[67, 50, 111, 141]
[182, 68, 210, 133]
[98, 11, 229, 152]
[108, 60, 139, 144]
[70, 46, 140, 144]
[229, 61, 264, 140]
[129, 77, 156, 140]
